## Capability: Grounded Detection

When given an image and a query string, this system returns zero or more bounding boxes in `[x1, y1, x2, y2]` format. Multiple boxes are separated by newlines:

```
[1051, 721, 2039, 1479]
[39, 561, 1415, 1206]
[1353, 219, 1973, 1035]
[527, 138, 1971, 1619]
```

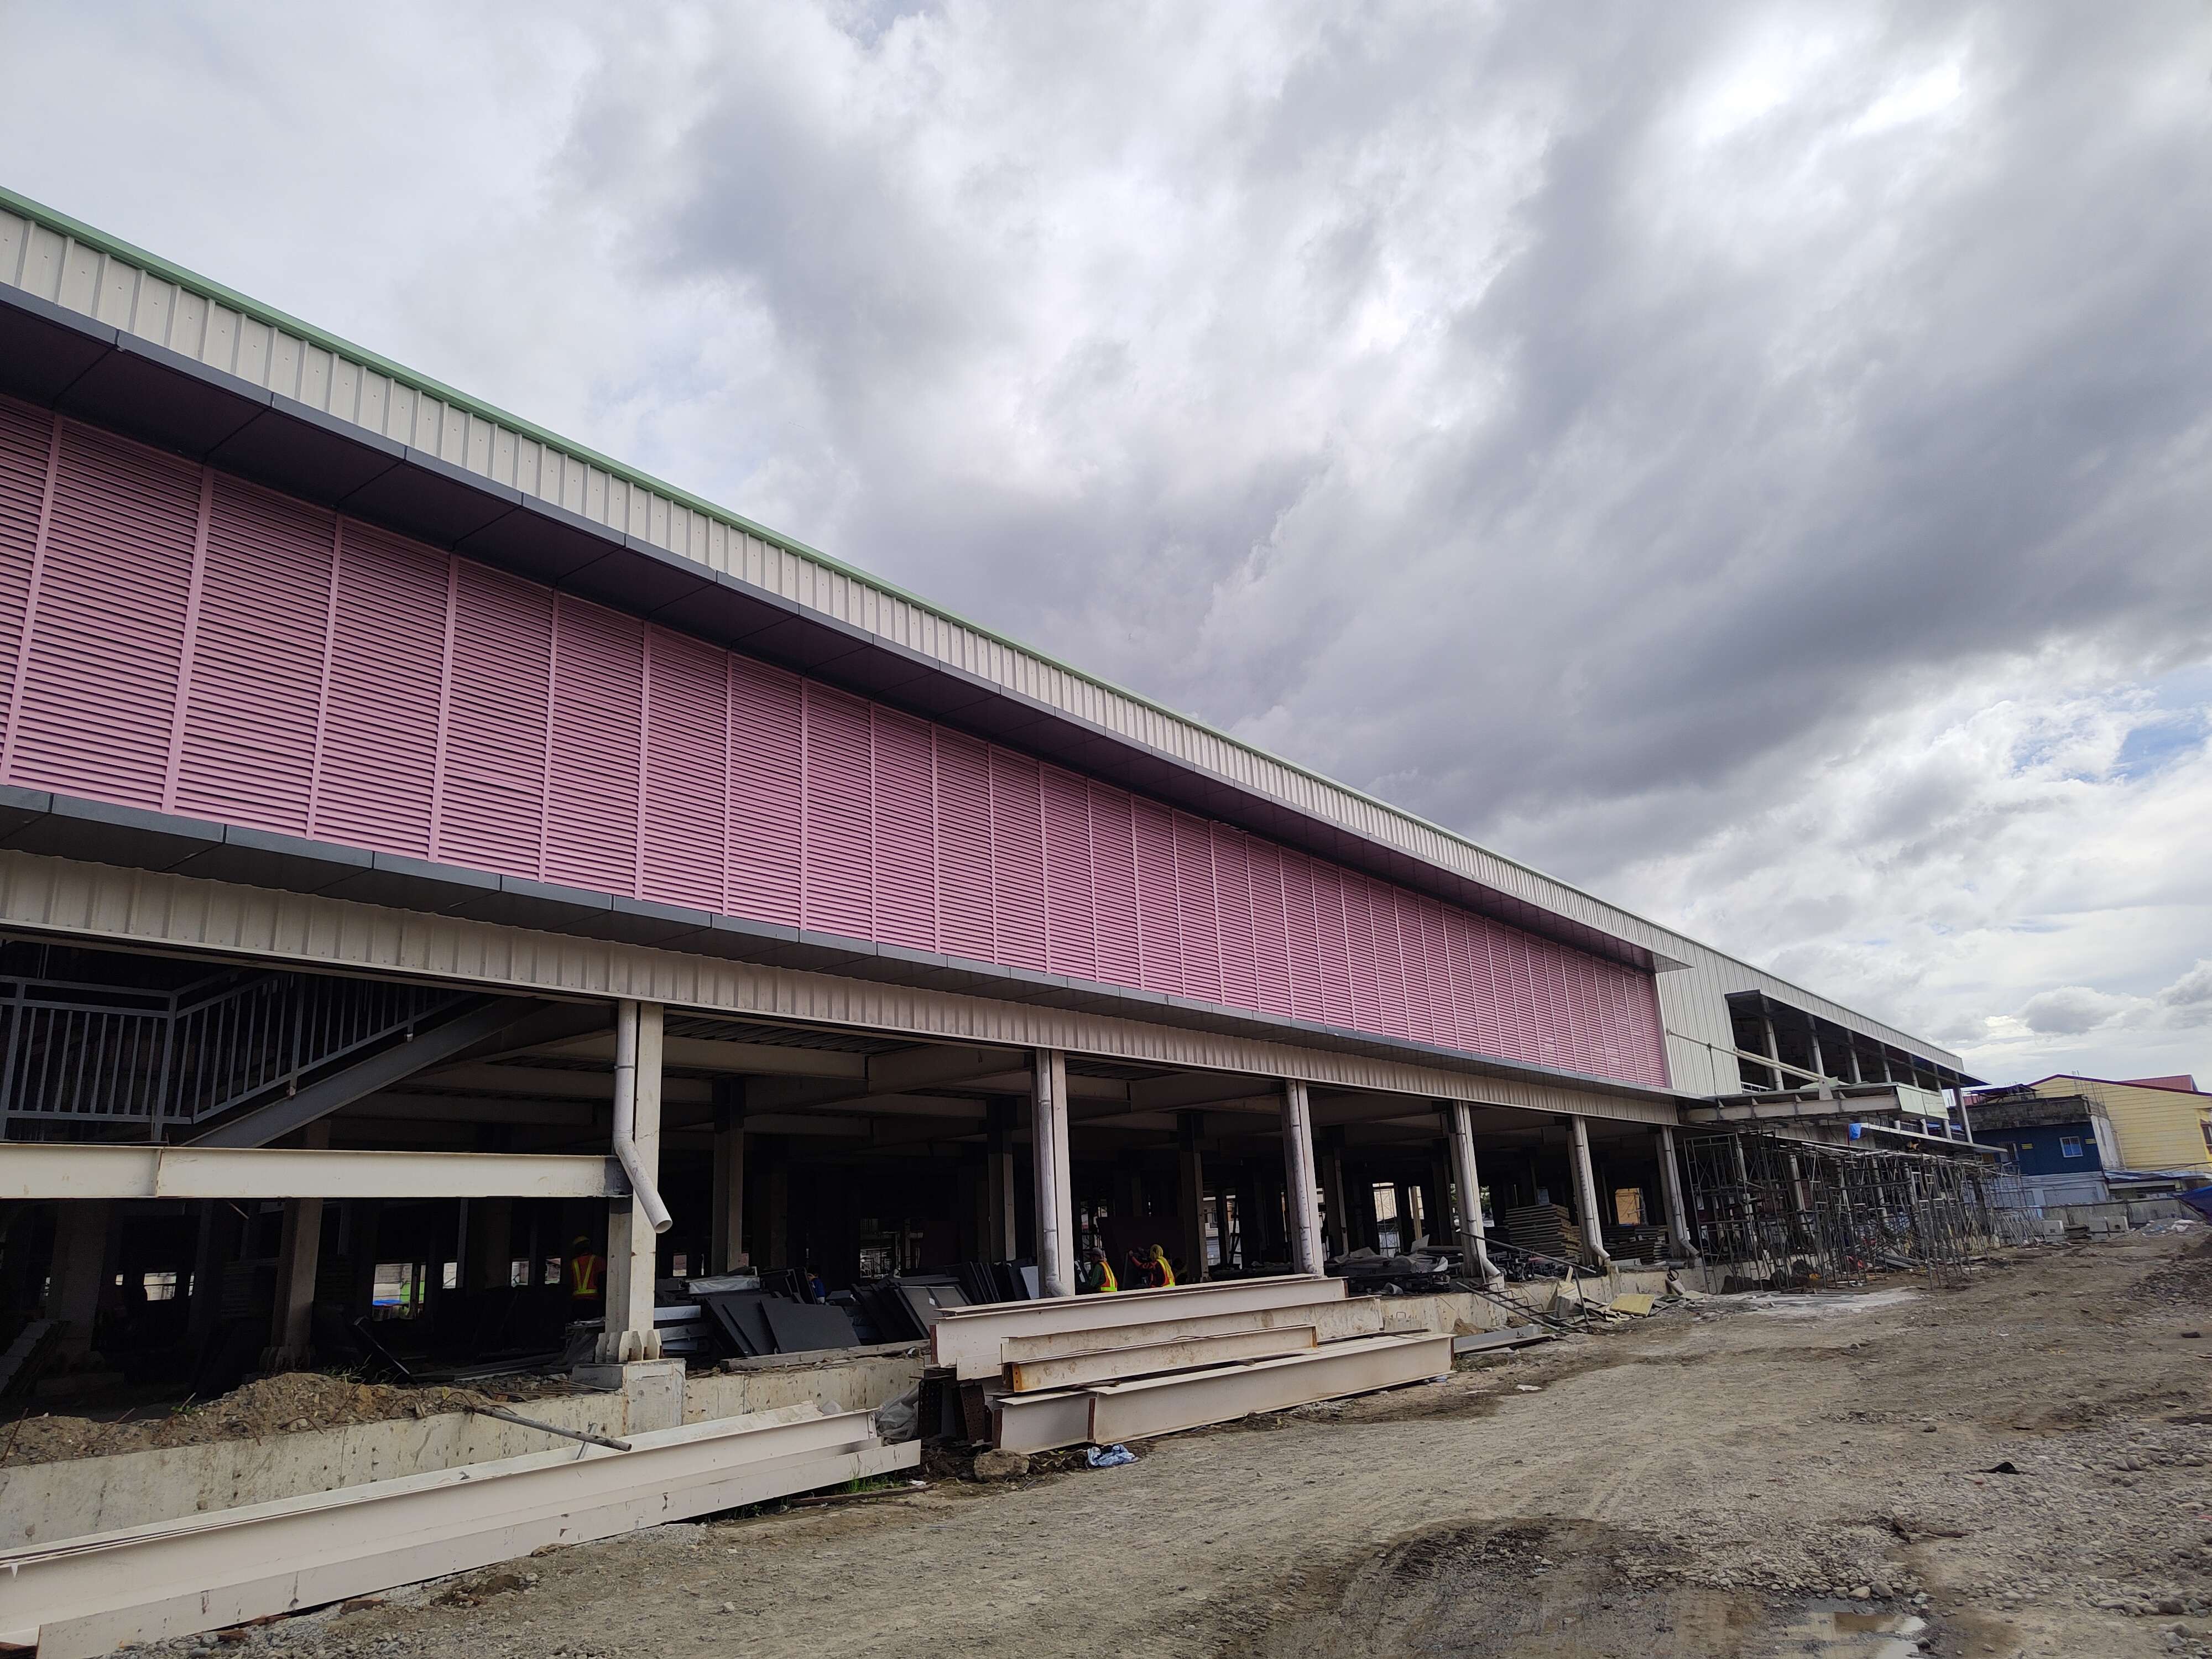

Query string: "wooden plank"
[1006, 1326, 1317, 1392]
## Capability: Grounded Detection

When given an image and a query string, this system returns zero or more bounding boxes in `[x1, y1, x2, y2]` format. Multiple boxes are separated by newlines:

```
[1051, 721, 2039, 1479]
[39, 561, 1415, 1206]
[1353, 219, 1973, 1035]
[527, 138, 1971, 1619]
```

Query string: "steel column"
[1031, 1047, 1075, 1298]
[1178, 1110, 1208, 1281]
[1568, 1115, 1613, 1271]
[1447, 1100, 1503, 1287]
[711, 1079, 746, 1273]
[1277, 1081, 1324, 1275]
[1653, 1122, 1698, 1260]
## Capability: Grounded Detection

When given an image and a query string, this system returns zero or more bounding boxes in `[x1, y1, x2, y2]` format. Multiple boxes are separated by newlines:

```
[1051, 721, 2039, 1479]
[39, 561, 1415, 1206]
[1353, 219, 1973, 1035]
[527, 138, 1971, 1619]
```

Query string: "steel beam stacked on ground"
[0, 1404, 915, 1659]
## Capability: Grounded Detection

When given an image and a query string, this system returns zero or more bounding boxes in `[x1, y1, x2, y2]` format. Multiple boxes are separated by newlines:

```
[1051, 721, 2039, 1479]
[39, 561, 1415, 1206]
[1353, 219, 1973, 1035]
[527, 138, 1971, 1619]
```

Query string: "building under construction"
[0, 182, 2000, 1380]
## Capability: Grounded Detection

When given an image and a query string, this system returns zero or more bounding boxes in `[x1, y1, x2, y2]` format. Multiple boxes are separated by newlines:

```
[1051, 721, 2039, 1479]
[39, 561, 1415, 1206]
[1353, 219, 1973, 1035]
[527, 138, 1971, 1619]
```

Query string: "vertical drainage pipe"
[613, 1001, 672, 1235]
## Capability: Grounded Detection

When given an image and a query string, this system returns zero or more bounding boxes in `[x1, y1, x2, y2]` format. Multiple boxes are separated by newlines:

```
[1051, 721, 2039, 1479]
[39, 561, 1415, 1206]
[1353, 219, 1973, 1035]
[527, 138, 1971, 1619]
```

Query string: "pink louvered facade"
[0, 401, 1669, 1087]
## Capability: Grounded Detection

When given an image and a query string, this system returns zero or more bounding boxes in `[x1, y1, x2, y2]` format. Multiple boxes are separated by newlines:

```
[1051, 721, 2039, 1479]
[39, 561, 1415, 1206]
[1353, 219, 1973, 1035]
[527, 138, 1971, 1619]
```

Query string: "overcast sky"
[5, 2, 2209, 1089]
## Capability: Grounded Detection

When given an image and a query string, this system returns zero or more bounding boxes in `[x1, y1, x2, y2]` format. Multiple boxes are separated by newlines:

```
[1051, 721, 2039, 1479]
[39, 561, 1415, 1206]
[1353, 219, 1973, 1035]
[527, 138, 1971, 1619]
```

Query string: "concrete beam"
[0, 1145, 622, 1202]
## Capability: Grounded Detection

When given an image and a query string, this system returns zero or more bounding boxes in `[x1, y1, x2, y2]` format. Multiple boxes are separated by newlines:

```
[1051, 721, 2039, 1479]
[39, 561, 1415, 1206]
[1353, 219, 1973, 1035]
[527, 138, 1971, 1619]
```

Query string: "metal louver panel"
[726, 654, 802, 927]
[170, 477, 333, 834]
[935, 730, 994, 963]
[989, 750, 1046, 974]
[801, 683, 874, 940]
[1213, 825, 1259, 1014]
[870, 707, 937, 952]
[1041, 765, 1094, 981]
[1131, 797, 1181, 997]
[1172, 813, 1220, 1005]
[1247, 839, 1293, 1019]
[642, 627, 730, 914]
[7, 424, 199, 806]
[0, 400, 1672, 1091]
[314, 523, 445, 855]
[0, 404, 53, 717]
[1087, 781, 1140, 989]
[439, 561, 551, 877]
[544, 596, 641, 894]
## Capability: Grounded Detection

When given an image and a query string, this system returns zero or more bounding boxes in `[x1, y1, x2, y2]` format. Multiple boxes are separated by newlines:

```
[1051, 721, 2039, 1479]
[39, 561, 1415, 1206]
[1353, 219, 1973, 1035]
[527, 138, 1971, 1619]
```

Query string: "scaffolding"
[1680, 1129, 2031, 1290]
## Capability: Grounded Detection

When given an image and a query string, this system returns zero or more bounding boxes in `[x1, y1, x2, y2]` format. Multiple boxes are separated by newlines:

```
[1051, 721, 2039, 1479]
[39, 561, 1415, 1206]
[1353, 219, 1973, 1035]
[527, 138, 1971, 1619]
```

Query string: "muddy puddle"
[1220, 1519, 1934, 1659]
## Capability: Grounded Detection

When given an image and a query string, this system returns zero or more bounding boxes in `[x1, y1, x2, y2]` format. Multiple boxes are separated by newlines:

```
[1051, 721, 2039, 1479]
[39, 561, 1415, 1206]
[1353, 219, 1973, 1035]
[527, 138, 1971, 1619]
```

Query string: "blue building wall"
[1987, 1121, 2103, 1175]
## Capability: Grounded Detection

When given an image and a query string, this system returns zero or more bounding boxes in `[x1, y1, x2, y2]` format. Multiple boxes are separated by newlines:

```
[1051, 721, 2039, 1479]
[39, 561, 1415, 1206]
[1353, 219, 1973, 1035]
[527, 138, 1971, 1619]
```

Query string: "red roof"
[2121, 1075, 2203, 1094]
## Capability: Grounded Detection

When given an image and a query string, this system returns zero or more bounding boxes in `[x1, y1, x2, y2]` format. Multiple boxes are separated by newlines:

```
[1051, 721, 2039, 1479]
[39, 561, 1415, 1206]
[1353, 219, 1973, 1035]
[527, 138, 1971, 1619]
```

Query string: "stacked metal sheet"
[1499, 1203, 1577, 1260]
[924, 1277, 1452, 1454]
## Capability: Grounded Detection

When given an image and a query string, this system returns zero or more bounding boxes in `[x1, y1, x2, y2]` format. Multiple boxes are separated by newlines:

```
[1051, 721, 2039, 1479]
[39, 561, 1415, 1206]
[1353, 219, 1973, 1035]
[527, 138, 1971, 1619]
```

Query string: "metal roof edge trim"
[0, 185, 1704, 962]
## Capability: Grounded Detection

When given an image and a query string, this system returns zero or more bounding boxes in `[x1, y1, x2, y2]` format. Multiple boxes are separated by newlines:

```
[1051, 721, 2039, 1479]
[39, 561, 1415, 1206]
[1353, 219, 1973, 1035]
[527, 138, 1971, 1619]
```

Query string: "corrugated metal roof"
[0, 185, 1966, 1077]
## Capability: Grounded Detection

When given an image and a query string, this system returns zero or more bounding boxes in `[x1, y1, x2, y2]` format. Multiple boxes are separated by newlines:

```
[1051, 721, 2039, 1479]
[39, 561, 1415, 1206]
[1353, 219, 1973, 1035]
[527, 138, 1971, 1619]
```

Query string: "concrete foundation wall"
[0, 1354, 922, 1551]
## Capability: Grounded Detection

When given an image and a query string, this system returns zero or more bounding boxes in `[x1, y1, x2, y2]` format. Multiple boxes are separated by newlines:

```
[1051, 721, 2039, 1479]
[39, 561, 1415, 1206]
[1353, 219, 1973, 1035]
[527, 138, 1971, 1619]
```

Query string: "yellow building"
[2027, 1074, 2212, 1173]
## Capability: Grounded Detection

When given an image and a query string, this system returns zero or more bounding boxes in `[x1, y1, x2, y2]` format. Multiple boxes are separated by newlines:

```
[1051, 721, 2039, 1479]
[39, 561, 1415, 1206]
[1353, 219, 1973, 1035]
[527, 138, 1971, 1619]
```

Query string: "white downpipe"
[613, 1002, 671, 1234]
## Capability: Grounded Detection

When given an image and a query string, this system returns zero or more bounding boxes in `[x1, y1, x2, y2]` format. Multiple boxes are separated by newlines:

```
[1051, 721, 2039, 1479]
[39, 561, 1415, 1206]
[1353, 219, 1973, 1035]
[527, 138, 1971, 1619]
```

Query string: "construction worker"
[1077, 1246, 1118, 1294]
[1149, 1243, 1177, 1287]
[567, 1235, 606, 1311]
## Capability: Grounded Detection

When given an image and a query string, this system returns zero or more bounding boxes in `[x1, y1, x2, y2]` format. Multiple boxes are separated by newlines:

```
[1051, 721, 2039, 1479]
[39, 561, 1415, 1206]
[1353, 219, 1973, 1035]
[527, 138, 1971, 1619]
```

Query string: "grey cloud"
[554, 2, 2212, 885]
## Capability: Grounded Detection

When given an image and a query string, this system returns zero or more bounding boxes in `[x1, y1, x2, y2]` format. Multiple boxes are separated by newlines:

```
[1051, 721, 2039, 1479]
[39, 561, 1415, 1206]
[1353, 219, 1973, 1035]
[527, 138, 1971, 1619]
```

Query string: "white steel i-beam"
[930, 1274, 1347, 1380]
[0, 1405, 914, 1659]
[1446, 1101, 1503, 1288]
[1031, 1047, 1075, 1298]
[1277, 1081, 1324, 1275]
[1568, 1115, 1614, 1271]
[0, 1145, 622, 1202]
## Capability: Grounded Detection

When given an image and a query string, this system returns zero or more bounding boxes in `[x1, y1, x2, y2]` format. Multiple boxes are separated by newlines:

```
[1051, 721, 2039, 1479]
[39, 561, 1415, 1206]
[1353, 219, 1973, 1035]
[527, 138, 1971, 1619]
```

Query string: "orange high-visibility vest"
[568, 1252, 605, 1298]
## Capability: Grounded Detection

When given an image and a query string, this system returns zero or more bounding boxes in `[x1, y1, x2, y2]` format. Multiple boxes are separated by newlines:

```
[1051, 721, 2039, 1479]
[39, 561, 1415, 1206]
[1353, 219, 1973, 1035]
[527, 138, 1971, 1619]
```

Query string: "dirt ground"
[0, 1374, 579, 1465]
[139, 1229, 2212, 1658]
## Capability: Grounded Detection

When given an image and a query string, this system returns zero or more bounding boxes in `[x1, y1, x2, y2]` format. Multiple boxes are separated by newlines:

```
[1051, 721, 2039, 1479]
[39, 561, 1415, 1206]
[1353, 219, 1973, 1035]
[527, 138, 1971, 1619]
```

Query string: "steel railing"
[0, 969, 469, 1131]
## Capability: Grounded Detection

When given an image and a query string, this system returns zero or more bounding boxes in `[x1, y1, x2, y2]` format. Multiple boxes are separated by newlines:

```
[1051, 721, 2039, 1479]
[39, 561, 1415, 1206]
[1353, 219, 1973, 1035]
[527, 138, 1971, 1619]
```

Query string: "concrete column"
[599, 999, 664, 1363]
[1278, 1082, 1324, 1275]
[1653, 1124, 1698, 1260]
[985, 1101, 1016, 1261]
[711, 1079, 747, 1273]
[1031, 1047, 1076, 1298]
[1447, 1101, 1503, 1287]
[1568, 1116, 1613, 1271]
[1177, 1111, 1208, 1281]
[49, 1201, 112, 1358]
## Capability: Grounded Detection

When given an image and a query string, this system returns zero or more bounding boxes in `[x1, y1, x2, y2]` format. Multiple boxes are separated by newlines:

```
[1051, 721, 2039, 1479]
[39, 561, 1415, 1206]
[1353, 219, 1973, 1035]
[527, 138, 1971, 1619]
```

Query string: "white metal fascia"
[0, 1404, 914, 1659]
[0, 1144, 622, 1203]
[0, 849, 1683, 1125]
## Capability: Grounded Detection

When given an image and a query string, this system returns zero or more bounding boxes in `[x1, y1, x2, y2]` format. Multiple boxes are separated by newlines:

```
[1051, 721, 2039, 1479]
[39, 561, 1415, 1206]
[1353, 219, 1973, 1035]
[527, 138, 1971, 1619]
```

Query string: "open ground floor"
[76, 1229, 2212, 1659]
